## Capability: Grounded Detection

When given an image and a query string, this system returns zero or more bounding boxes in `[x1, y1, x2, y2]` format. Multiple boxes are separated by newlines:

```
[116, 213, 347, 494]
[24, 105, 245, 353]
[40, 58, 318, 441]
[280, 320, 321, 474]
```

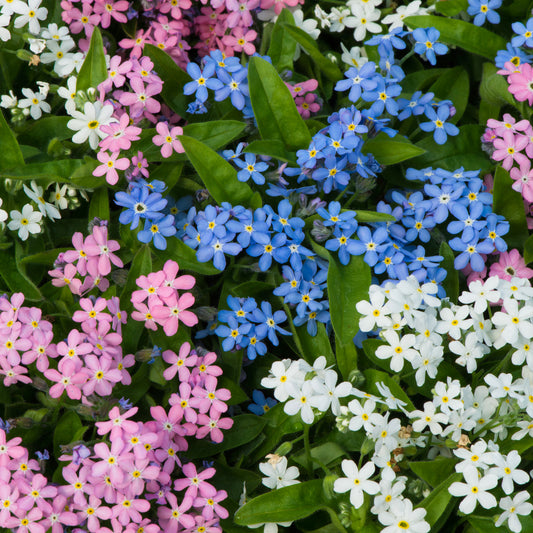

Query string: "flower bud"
[348, 369, 365, 388]
[274, 441, 293, 456]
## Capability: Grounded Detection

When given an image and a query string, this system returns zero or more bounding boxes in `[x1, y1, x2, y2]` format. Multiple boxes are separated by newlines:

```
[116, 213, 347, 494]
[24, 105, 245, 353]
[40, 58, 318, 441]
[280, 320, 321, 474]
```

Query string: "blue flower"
[449, 236, 494, 271]
[419, 104, 459, 145]
[374, 246, 408, 279]
[183, 61, 223, 103]
[317, 201, 357, 230]
[294, 301, 330, 336]
[221, 142, 247, 161]
[137, 215, 177, 250]
[397, 91, 435, 121]
[115, 186, 167, 230]
[242, 326, 268, 360]
[366, 27, 407, 54]
[350, 226, 390, 267]
[338, 106, 368, 136]
[205, 50, 242, 73]
[362, 77, 402, 116]
[334, 62, 379, 102]
[215, 315, 252, 351]
[512, 18, 533, 48]
[197, 205, 230, 241]
[196, 234, 242, 271]
[247, 232, 290, 271]
[412, 27, 448, 65]
[495, 43, 532, 69]
[481, 213, 509, 252]
[422, 183, 464, 223]
[248, 390, 277, 415]
[119, 397, 133, 410]
[312, 156, 350, 194]
[296, 136, 327, 169]
[234, 153, 269, 185]
[266, 199, 305, 239]
[251, 301, 290, 346]
[467, 0, 501, 26]
[324, 226, 360, 266]
[226, 208, 271, 248]
[214, 68, 249, 110]
[219, 296, 258, 324]
[407, 245, 443, 272]
[285, 281, 324, 318]
[402, 207, 435, 243]
[447, 202, 487, 243]
[323, 121, 360, 156]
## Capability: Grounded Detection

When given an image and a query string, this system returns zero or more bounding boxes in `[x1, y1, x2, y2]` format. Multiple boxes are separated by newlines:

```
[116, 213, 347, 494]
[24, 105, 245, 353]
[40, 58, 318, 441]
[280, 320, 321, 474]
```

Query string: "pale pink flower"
[492, 131, 529, 170]
[490, 249, 533, 280]
[152, 122, 184, 158]
[93, 150, 130, 185]
[44, 358, 87, 400]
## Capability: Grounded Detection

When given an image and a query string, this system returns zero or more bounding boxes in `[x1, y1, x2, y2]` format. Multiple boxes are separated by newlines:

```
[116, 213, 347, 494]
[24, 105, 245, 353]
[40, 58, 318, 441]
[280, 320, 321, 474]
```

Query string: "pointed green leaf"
[328, 254, 371, 378]
[1, 159, 87, 181]
[77, 27, 107, 91]
[143, 43, 190, 116]
[0, 109, 24, 171]
[428, 66, 469, 123]
[53, 411, 83, 455]
[524, 234, 533, 264]
[248, 56, 311, 152]
[235, 480, 325, 525]
[480, 62, 518, 108]
[418, 473, 462, 528]
[88, 187, 109, 222]
[439, 242, 459, 302]
[434, 0, 468, 15]
[363, 136, 426, 166]
[493, 166, 528, 249]
[282, 24, 343, 82]
[296, 322, 335, 367]
[19, 248, 69, 266]
[409, 458, 456, 488]
[403, 15, 506, 59]
[355, 210, 396, 223]
[155, 237, 219, 275]
[268, 8, 297, 72]
[243, 140, 297, 164]
[0, 244, 42, 301]
[183, 120, 246, 150]
[179, 134, 254, 206]
[18, 116, 72, 148]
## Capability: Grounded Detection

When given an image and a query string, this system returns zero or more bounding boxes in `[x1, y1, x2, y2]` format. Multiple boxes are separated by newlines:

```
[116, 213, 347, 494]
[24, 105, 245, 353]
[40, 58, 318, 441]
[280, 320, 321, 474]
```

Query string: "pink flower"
[96, 406, 139, 441]
[84, 226, 123, 276]
[75, 495, 112, 531]
[0, 360, 31, 387]
[60, 465, 93, 505]
[131, 270, 170, 305]
[93, 150, 130, 185]
[196, 409, 233, 444]
[287, 79, 319, 98]
[162, 342, 197, 382]
[0, 484, 19, 526]
[63, 232, 90, 275]
[4, 506, 44, 533]
[492, 131, 529, 170]
[157, 493, 195, 533]
[41, 495, 78, 533]
[56, 328, 92, 366]
[173, 463, 216, 499]
[82, 354, 122, 396]
[73, 297, 112, 327]
[18, 473, 57, 513]
[152, 292, 198, 336]
[191, 375, 230, 414]
[510, 160, 533, 202]
[131, 151, 149, 179]
[119, 77, 161, 120]
[99, 56, 132, 93]
[508, 62, 533, 105]
[162, 259, 195, 291]
[150, 406, 185, 443]
[131, 303, 158, 331]
[118, 29, 151, 59]
[49, 263, 82, 294]
[111, 492, 150, 526]
[45, 358, 87, 400]
[295, 92, 321, 119]
[222, 28, 257, 55]
[122, 457, 160, 496]
[152, 122, 184, 158]
[65, 3, 100, 35]
[194, 490, 228, 520]
[489, 249, 533, 280]
[487, 113, 530, 137]
[93, 0, 129, 28]
[169, 383, 198, 423]
[226, 0, 259, 27]
[99, 113, 141, 152]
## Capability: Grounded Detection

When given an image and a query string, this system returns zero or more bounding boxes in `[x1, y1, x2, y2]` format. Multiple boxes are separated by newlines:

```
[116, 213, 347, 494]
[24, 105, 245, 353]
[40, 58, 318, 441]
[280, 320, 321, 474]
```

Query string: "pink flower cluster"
[286, 78, 321, 119]
[131, 260, 198, 336]
[49, 223, 123, 295]
[500, 60, 533, 106]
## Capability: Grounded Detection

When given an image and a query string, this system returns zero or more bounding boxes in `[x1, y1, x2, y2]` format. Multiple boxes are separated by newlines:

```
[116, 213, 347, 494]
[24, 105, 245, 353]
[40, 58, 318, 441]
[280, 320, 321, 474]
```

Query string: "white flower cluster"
[261, 356, 352, 424]
[357, 275, 533, 382]
[0, 0, 47, 39]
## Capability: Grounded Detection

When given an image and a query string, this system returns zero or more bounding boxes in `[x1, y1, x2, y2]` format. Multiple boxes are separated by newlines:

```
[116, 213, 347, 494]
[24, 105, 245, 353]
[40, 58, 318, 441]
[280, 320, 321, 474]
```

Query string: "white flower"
[372, 415, 401, 453]
[492, 299, 533, 345]
[259, 456, 300, 490]
[284, 381, 316, 424]
[488, 451, 529, 495]
[41, 39, 75, 65]
[377, 497, 430, 533]
[298, 355, 330, 381]
[309, 370, 351, 415]
[67, 101, 116, 150]
[433, 379, 463, 414]
[459, 276, 500, 314]
[496, 491, 533, 532]
[55, 51, 84, 77]
[28, 37, 46, 53]
[49, 183, 68, 210]
[36, 81, 49, 97]
[248, 522, 293, 533]
[436, 305, 472, 340]
[411, 344, 443, 386]
[348, 398, 378, 433]
[448, 465, 498, 514]
[348, 3, 381, 42]
[0, 90, 17, 109]
[376, 330, 418, 372]
[484, 372, 520, 399]
[327, 7, 354, 32]
[396, 276, 441, 308]
[333, 459, 379, 508]
[370, 468, 406, 515]
[292, 8, 320, 61]
[314, 5, 330, 28]
[261, 360, 303, 402]
[382, 0, 427, 30]
[0, 13, 10, 41]
[23, 181, 60, 220]
[40, 22, 71, 41]
[498, 277, 533, 301]
[376, 382, 407, 412]
[8, 204, 42, 240]
[441, 408, 477, 442]
[411, 401, 449, 435]
[0, 198, 7, 225]
[12, 0, 48, 35]
[512, 419, 533, 440]
[349, 0, 383, 8]
[0, 0, 25, 16]
[57, 76, 78, 114]
[357, 289, 392, 332]
[454, 440, 495, 473]
[449, 331, 489, 373]
[18, 88, 50, 120]
[340, 43, 368, 68]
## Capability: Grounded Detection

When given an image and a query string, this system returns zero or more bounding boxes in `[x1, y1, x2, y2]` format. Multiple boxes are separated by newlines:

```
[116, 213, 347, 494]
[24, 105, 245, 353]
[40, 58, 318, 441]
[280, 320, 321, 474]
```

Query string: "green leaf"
[466, 517, 500, 533]
[293, 442, 346, 470]
[362, 339, 391, 373]
[493, 166, 528, 249]
[1, 159, 88, 181]
[328, 254, 371, 378]
[439, 242, 459, 302]
[418, 473, 462, 529]
[355, 210, 396, 223]
[183, 120, 246, 150]
[428, 67, 469, 123]
[283, 24, 343, 82]
[53, 411, 83, 455]
[218, 376, 249, 405]
[434, 0, 468, 15]
[409, 458, 456, 488]
[243, 140, 297, 164]
[524, 234, 533, 264]
[0, 109, 24, 171]
[88, 187, 109, 222]
[19, 248, 69, 266]
[403, 15, 506, 60]
[76, 27, 107, 91]
[401, 68, 449, 94]
[18, 116, 72, 148]
[212, 462, 262, 502]
[235, 480, 325, 525]
[363, 136, 426, 166]
[480, 63, 517, 109]
[411, 125, 490, 171]
[154, 235, 219, 276]
[179, 135, 254, 206]
[296, 322, 335, 367]
[0, 245, 42, 301]
[247, 56, 311, 152]
[363, 369, 415, 411]
[268, 9, 297, 72]
[143, 43, 190, 116]
[185, 414, 266, 458]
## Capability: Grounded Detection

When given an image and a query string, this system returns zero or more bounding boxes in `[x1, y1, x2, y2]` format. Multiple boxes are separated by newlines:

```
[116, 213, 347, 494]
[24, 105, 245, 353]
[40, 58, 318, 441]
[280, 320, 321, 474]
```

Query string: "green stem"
[324, 507, 348, 533]
[399, 48, 416, 66]
[303, 424, 313, 477]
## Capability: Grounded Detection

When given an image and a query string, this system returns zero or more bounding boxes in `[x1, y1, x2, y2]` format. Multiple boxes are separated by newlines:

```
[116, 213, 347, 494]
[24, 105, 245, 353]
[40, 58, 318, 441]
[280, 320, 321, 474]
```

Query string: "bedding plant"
[1, 0, 533, 532]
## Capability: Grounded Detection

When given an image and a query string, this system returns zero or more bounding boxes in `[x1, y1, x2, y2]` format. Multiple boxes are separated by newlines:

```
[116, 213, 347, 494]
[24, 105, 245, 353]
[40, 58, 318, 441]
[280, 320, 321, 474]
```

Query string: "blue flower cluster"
[495, 16, 533, 68]
[215, 296, 290, 359]
[467, 0, 502, 26]
[182, 199, 315, 272]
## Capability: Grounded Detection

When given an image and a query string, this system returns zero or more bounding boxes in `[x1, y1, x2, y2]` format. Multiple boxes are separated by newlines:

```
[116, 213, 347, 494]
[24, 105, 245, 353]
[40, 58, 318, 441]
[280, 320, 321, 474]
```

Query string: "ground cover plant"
[2, 0, 533, 532]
